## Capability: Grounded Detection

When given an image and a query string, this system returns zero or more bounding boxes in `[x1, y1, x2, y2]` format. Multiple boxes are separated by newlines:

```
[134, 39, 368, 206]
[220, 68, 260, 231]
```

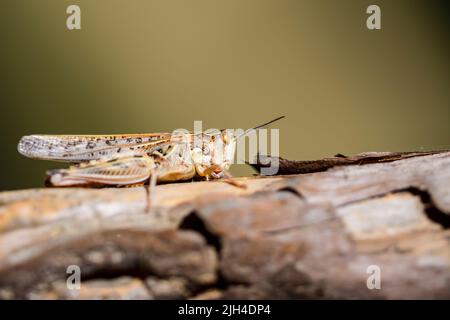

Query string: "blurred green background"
[0, 0, 449, 190]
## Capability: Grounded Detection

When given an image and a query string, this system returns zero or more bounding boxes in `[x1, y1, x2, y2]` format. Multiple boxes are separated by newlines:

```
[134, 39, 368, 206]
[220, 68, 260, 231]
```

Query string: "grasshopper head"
[191, 129, 236, 179]
[190, 116, 285, 180]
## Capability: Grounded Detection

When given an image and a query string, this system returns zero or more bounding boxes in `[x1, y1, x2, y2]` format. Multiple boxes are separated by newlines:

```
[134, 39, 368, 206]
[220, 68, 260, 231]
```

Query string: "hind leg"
[46, 156, 156, 187]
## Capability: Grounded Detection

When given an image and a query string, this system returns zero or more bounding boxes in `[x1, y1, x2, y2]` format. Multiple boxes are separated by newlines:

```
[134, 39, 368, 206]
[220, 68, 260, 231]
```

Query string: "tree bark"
[0, 150, 449, 299]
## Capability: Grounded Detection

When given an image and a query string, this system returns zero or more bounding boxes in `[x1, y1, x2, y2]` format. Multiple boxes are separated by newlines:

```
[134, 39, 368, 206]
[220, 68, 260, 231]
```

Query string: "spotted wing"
[17, 133, 182, 162]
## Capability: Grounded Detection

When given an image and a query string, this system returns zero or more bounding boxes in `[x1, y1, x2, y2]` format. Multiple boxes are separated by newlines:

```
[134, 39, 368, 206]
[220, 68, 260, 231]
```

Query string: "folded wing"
[18, 133, 177, 162]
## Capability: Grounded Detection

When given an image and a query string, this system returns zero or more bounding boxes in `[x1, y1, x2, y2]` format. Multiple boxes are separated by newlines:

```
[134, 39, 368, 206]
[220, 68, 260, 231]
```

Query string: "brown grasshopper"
[17, 117, 284, 210]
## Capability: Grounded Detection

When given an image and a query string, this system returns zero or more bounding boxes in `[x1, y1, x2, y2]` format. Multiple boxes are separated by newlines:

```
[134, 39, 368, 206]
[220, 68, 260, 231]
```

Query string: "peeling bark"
[1, 151, 450, 299]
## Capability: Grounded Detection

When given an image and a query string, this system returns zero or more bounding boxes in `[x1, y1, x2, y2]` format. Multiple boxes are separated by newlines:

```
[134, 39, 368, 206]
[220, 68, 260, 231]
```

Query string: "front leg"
[221, 170, 247, 189]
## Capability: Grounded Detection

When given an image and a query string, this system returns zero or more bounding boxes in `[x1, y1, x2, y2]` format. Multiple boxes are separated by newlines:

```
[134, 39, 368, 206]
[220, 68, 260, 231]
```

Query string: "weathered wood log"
[0, 151, 449, 299]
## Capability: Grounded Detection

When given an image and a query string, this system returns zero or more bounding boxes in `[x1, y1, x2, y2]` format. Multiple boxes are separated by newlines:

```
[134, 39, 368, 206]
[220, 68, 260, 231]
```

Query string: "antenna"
[234, 116, 285, 141]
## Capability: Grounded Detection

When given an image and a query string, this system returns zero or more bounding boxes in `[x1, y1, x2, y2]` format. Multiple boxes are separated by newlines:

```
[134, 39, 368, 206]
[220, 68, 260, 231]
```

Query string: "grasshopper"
[17, 116, 284, 210]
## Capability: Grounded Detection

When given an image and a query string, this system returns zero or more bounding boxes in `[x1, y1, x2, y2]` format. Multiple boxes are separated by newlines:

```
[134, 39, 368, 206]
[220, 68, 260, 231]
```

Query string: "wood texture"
[1, 151, 450, 299]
